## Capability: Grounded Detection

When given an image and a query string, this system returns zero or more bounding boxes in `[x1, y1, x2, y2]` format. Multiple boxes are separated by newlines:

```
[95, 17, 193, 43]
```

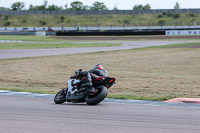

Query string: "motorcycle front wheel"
[86, 86, 108, 105]
[54, 88, 67, 104]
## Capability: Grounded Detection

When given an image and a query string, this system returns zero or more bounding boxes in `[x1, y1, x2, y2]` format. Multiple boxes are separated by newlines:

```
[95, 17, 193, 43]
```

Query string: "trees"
[29, 0, 47, 10]
[90, 2, 108, 10]
[60, 16, 65, 23]
[47, 5, 63, 10]
[29, 0, 62, 10]
[144, 4, 151, 10]
[29, 4, 45, 10]
[44, 0, 48, 9]
[11, 2, 25, 10]
[9, 1, 157, 11]
[27, 1, 107, 11]
[133, 5, 143, 10]
[112, 5, 118, 10]
[69, 1, 88, 10]
[174, 2, 180, 9]
[68, 1, 108, 10]
[133, 4, 151, 10]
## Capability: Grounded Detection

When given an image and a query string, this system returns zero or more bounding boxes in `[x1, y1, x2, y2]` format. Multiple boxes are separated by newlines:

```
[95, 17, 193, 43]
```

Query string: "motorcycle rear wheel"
[54, 88, 67, 104]
[86, 86, 108, 105]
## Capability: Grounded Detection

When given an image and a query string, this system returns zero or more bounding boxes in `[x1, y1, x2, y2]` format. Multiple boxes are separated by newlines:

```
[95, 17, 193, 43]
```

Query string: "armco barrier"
[0, 32, 35, 35]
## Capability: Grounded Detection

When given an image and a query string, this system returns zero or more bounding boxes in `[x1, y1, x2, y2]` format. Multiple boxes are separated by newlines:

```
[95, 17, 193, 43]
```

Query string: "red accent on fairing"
[109, 78, 116, 83]
[95, 76, 104, 82]
[82, 76, 86, 80]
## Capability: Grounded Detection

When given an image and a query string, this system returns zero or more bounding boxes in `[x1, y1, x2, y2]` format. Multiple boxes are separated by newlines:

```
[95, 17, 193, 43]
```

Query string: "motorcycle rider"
[76, 64, 108, 94]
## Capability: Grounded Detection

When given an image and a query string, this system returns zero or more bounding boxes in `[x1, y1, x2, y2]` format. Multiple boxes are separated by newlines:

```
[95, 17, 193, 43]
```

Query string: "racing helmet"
[94, 64, 104, 70]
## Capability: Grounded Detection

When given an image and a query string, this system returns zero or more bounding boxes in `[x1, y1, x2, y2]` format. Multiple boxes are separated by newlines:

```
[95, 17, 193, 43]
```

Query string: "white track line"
[1, 90, 200, 107]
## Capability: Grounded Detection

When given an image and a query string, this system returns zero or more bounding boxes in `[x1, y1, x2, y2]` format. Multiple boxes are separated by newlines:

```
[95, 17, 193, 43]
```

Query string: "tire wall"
[56, 31, 165, 36]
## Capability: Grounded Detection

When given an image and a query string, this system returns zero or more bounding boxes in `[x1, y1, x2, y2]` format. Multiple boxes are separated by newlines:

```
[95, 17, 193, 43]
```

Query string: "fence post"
[61, 23, 64, 31]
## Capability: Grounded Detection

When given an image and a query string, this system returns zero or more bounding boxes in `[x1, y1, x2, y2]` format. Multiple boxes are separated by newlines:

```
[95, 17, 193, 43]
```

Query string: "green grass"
[0, 42, 121, 50]
[0, 36, 66, 41]
[107, 94, 177, 101]
[147, 42, 200, 48]
[1, 13, 200, 27]
[1, 35, 200, 42]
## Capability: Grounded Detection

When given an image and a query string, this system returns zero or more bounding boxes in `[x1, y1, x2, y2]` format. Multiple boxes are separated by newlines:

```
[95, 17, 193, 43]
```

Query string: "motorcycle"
[54, 70, 116, 105]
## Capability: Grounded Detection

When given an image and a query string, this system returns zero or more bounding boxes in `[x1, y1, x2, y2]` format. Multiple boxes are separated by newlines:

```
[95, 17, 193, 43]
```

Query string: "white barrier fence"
[166, 30, 200, 36]
[36, 31, 46, 36]
[1, 26, 200, 32]
[0, 32, 56, 36]
[0, 27, 50, 31]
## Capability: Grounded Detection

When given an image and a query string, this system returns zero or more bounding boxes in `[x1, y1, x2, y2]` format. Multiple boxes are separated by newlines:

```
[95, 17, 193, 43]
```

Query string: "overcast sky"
[0, 0, 200, 10]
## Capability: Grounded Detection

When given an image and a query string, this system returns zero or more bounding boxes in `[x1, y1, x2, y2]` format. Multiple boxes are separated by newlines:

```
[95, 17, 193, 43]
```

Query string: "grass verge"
[147, 42, 200, 48]
[1, 35, 200, 42]
[0, 42, 200, 101]
[107, 94, 177, 101]
[0, 36, 66, 42]
[0, 42, 121, 50]
[2, 14, 200, 27]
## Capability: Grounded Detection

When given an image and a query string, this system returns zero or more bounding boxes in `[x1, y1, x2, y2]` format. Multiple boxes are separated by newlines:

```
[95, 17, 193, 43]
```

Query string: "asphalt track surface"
[0, 95, 200, 133]
[1, 40, 200, 133]
[0, 40, 198, 59]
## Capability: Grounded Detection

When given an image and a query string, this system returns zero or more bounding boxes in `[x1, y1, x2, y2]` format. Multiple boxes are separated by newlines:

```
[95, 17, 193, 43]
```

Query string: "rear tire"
[86, 86, 108, 105]
[54, 88, 67, 104]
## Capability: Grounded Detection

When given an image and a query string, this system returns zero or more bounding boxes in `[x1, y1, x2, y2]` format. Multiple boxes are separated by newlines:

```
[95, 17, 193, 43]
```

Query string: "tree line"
[2, 1, 154, 11]
[1, 1, 181, 11]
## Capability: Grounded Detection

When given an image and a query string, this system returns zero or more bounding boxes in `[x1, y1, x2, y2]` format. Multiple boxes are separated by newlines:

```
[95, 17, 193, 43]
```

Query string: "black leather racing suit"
[80, 68, 108, 86]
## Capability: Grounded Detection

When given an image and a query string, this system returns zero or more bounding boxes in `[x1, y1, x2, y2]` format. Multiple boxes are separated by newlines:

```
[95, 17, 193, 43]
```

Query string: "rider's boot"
[81, 82, 92, 88]
[86, 87, 97, 94]
[81, 72, 97, 94]
[81, 83, 97, 94]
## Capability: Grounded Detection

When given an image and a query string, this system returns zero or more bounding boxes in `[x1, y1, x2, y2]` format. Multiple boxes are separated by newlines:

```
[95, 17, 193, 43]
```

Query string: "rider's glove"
[75, 69, 82, 76]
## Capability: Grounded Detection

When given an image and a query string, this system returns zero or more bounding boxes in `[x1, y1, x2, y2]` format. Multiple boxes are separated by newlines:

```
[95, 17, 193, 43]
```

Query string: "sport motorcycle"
[54, 70, 116, 105]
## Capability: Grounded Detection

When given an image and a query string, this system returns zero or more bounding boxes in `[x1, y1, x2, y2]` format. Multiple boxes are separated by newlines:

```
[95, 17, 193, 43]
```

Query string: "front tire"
[86, 86, 108, 105]
[54, 88, 67, 104]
